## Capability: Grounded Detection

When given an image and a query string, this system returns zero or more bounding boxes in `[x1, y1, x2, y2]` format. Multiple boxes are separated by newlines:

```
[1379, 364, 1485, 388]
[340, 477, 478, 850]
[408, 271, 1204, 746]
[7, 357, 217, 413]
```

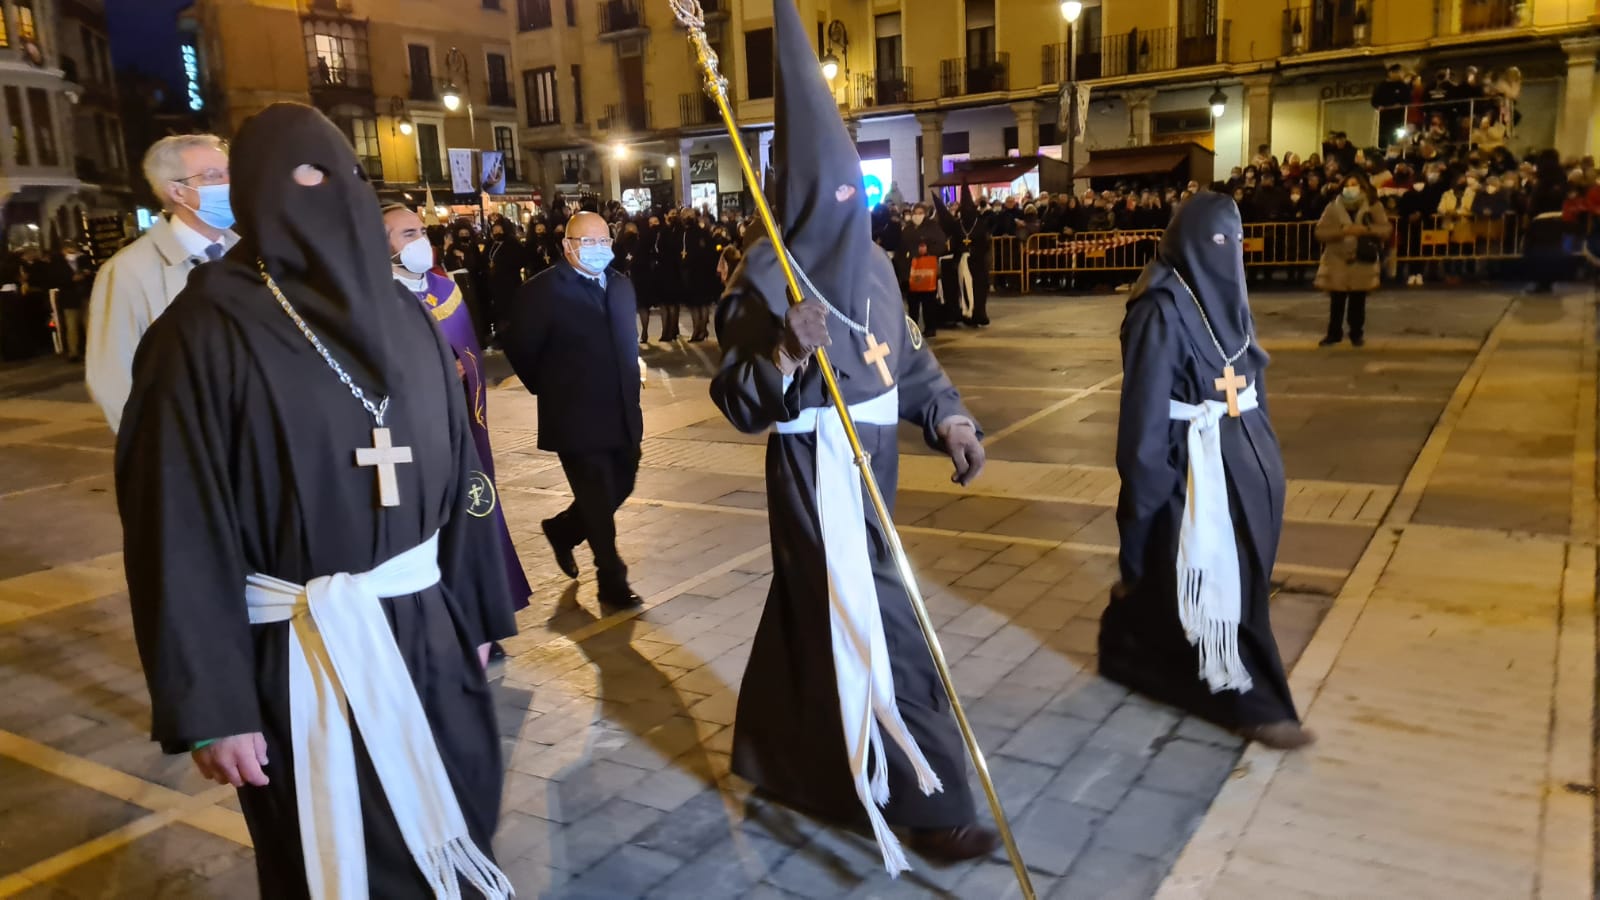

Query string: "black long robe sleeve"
[1115, 293, 1181, 586]
[118, 300, 257, 750]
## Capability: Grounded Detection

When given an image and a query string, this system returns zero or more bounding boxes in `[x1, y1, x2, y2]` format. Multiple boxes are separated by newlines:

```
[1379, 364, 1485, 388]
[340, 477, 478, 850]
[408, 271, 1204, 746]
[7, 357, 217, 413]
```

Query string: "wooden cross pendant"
[355, 427, 414, 508]
[1214, 366, 1248, 418]
[862, 332, 894, 387]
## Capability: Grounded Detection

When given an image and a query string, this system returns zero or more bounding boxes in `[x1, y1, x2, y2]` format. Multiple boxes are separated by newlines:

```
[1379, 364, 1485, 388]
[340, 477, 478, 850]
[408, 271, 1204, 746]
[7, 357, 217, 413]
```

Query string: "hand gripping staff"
[665, 2, 1035, 895]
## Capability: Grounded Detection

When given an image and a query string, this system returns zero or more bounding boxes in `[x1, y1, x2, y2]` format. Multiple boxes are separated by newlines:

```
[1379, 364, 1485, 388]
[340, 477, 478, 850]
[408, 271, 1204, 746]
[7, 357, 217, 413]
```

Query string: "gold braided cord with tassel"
[665, 2, 1035, 897]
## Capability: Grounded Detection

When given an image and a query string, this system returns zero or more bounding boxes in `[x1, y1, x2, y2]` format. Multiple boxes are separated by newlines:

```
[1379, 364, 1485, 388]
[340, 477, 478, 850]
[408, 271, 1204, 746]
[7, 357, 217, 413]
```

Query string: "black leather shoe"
[1318, 336, 1341, 347]
[541, 519, 578, 579]
[909, 825, 1000, 863]
[600, 590, 643, 610]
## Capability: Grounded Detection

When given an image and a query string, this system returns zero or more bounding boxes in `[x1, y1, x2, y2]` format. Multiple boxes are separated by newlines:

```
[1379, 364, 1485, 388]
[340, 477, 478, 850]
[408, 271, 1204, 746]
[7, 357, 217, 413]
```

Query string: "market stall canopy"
[932, 155, 1073, 192]
[1072, 143, 1214, 183]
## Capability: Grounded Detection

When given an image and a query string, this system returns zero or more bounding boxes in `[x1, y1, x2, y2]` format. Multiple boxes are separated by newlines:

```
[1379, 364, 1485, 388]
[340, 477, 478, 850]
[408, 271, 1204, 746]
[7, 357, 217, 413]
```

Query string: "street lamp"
[612, 142, 630, 161]
[441, 47, 476, 146]
[1060, 0, 1083, 188]
[1208, 85, 1228, 118]
[388, 96, 413, 136]
[820, 20, 848, 82]
[821, 51, 840, 81]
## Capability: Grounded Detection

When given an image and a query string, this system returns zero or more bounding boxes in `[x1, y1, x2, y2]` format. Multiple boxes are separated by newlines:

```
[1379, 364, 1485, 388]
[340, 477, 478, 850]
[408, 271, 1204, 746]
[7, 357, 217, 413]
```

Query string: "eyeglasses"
[565, 236, 613, 248]
[173, 168, 230, 187]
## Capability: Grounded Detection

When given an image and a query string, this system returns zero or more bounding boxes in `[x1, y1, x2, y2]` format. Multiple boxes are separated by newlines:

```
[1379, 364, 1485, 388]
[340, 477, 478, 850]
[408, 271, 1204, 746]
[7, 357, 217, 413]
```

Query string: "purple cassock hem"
[415, 270, 534, 610]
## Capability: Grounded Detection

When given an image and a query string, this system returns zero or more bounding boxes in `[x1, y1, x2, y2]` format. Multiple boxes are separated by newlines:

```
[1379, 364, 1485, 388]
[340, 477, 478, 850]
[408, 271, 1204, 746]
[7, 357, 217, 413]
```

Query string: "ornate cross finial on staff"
[669, 0, 729, 102]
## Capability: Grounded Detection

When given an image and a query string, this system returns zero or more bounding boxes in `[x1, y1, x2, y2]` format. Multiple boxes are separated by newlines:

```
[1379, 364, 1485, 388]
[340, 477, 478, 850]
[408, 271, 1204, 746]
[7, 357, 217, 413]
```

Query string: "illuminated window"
[5, 87, 27, 165]
[17, 2, 36, 44]
[28, 87, 57, 166]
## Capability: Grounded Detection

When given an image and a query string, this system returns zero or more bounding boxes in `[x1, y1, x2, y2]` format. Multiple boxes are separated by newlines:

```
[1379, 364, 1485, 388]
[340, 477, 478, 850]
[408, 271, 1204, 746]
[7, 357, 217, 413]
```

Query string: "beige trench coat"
[1314, 198, 1391, 293]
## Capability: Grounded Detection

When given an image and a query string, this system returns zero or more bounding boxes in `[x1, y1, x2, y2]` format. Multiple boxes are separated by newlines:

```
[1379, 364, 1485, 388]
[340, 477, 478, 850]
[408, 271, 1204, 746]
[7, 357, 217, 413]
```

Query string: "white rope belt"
[775, 387, 943, 876]
[1169, 383, 1260, 695]
[245, 532, 512, 899]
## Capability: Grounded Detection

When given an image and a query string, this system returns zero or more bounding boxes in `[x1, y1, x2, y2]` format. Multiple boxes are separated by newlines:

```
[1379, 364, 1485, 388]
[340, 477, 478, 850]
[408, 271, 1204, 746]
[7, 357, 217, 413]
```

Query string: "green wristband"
[192, 739, 216, 751]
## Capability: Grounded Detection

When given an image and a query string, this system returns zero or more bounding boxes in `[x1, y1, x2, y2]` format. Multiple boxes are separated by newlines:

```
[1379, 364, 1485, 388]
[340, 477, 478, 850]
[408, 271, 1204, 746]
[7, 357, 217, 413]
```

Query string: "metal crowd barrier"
[986, 215, 1531, 293]
[1021, 230, 1163, 293]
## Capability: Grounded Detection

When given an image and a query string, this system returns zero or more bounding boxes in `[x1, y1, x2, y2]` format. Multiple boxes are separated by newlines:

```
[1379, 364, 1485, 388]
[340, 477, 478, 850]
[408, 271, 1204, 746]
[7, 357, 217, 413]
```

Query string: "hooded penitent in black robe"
[932, 185, 996, 327]
[711, 0, 979, 838]
[116, 104, 517, 898]
[1099, 192, 1300, 730]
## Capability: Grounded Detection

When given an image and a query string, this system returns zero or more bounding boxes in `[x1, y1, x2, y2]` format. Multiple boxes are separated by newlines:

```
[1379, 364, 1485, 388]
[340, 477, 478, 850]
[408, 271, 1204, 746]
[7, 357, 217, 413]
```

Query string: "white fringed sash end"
[777, 386, 944, 877]
[1169, 384, 1260, 695]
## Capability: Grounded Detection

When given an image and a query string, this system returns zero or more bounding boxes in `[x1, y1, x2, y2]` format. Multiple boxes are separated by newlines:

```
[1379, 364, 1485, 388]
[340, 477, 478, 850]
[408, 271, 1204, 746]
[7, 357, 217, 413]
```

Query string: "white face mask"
[395, 236, 433, 276]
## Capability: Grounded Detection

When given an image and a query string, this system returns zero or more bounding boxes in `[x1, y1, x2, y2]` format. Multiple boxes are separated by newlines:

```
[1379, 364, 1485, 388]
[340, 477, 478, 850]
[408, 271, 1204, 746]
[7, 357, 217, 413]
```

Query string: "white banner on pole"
[448, 149, 475, 194]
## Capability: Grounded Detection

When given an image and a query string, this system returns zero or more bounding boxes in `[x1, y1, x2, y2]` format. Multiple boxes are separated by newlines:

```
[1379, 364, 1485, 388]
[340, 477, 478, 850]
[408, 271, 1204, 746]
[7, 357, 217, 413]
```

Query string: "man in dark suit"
[505, 211, 644, 609]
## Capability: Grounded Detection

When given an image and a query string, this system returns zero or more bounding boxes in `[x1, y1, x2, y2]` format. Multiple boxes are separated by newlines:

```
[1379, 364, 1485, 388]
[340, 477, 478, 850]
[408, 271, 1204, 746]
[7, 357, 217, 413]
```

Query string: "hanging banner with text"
[448, 149, 476, 194]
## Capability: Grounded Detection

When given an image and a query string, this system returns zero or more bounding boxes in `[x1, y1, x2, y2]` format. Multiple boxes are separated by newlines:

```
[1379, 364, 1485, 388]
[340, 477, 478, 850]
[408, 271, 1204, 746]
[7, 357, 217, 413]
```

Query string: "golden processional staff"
[665, 1, 1035, 896]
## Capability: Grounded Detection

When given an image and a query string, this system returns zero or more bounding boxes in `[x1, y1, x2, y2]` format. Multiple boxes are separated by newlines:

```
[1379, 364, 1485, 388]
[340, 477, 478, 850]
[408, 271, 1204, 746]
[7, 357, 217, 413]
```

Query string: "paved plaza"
[0, 287, 1593, 898]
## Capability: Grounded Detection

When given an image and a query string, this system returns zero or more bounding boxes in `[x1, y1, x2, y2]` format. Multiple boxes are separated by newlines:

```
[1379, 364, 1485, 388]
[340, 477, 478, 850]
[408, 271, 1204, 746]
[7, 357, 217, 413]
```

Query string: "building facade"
[0, 0, 94, 249]
[192, 0, 532, 213]
[56, 0, 131, 247]
[186, 1, 1600, 210]
[519, 0, 1600, 208]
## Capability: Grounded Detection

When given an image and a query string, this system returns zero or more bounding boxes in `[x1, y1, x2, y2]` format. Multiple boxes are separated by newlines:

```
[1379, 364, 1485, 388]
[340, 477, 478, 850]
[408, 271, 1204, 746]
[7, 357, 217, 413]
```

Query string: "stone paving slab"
[0, 288, 1548, 898]
[1160, 294, 1597, 900]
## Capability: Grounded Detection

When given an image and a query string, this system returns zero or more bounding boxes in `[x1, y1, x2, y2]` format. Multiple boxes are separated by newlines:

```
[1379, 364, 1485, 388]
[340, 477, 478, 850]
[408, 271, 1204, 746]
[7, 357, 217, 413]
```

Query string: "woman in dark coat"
[1101, 192, 1312, 750]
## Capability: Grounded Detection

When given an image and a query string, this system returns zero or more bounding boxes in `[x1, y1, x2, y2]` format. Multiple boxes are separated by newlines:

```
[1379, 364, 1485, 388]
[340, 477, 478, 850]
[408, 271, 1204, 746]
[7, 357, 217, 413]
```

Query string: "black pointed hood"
[770, 0, 870, 301]
[1155, 192, 1251, 356]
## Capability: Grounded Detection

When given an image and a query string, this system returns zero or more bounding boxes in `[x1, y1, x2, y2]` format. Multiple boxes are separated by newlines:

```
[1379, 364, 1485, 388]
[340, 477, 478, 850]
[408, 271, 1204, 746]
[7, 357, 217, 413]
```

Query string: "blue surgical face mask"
[576, 244, 614, 274]
[178, 182, 235, 230]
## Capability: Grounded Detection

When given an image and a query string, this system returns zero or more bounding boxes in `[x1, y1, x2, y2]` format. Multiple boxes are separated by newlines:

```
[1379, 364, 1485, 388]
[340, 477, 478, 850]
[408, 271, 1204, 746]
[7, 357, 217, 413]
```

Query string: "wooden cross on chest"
[862, 333, 894, 387]
[1214, 366, 1248, 418]
[355, 427, 414, 507]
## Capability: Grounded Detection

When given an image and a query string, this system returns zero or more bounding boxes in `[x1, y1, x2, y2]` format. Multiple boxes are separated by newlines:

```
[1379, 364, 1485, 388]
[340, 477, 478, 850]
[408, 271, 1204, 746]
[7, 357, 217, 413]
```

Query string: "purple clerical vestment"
[412, 269, 532, 610]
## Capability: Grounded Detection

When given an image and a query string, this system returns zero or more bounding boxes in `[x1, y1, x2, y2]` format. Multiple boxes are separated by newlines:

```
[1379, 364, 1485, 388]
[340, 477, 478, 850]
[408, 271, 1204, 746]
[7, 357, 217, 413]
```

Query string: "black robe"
[1099, 196, 1298, 730]
[932, 193, 996, 327]
[116, 262, 518, 898]
[711, 240, 978, 828]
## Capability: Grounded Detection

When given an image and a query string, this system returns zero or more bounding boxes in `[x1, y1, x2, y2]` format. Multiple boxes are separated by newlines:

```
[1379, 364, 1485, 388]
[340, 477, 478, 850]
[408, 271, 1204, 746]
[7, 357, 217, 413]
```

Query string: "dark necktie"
[190, 244, 224, 269]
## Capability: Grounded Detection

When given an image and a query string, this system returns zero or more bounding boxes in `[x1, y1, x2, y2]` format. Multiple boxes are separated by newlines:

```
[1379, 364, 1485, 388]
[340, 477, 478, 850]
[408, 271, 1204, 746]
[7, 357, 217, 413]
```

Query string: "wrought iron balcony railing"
[939, 52, 1010, 98]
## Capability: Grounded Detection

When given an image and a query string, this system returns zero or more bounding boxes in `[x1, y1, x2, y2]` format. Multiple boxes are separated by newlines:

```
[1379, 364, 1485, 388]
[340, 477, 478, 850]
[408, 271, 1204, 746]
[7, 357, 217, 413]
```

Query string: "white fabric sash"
[245, 532, 513, 900]
[1168, 384, 1260, 695]
[775, 386, 943, 876]
[955, 252, 975, 319]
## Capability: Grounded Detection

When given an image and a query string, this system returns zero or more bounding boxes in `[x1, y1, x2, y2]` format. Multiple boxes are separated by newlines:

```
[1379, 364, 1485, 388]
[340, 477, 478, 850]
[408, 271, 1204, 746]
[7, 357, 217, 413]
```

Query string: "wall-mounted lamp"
[820, 20, 848, 81]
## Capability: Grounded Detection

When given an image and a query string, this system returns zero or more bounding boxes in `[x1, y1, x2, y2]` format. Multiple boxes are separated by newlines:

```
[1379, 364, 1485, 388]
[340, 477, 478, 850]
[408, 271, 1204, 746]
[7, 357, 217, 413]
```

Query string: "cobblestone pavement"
[0, 287, 1588, 899]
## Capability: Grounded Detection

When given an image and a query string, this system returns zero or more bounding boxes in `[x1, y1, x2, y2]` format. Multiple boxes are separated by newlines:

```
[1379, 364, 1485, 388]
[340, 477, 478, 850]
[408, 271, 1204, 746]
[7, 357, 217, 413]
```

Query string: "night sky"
[104, 0, 192, 98]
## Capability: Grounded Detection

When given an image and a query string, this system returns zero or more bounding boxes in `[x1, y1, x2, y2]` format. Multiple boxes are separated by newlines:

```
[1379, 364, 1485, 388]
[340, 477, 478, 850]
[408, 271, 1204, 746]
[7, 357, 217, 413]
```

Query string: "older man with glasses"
[504, 211, 645, 610]
[86, 133, 237, 432]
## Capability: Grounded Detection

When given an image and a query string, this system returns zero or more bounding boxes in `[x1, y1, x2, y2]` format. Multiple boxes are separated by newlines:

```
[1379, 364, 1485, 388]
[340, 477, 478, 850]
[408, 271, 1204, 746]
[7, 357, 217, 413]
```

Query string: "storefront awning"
[1072, 148, 1192, 179]
[931, 158, 1039, 188]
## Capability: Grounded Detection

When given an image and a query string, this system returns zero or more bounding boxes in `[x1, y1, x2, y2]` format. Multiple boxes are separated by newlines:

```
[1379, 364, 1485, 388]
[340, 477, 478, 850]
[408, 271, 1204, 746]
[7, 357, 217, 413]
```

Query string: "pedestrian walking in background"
[505, 211, 645, 610]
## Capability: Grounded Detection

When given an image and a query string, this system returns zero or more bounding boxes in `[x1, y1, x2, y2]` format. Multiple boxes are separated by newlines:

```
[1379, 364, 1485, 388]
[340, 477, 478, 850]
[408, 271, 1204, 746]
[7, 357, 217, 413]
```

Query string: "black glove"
[776, 302, 830, 374]
[941, 421, 985, 487]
